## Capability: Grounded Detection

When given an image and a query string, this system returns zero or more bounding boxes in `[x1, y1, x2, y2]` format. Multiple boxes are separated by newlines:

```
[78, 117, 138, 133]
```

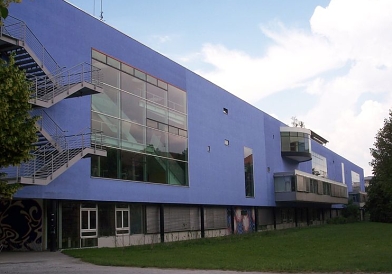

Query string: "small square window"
[224, 139, 229, 146]
[223, 108, 228, 114]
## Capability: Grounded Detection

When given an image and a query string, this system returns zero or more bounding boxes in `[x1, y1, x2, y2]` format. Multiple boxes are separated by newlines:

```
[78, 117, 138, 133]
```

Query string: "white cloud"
[187, 0, 392, 176]
[152, 35, 172, 44]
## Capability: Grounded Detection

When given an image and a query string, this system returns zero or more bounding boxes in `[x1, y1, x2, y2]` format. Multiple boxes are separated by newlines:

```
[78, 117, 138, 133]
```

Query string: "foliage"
[341, 199, 360, 221]
[64, 222, 392, 272]
[291, 116, 305, 128]
[326, 216, 347, 224]
[0, 54, 37, 198]
[367, 110, 392, 222]
[0, 0, 21, 21]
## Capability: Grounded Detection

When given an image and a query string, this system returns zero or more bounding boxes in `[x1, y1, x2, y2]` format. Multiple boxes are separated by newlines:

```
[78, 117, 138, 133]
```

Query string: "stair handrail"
[1, 16, 61, 76]
[2, 128, 105, 182]
[30, 62, 103, 103]
[32, 109, 67, 150]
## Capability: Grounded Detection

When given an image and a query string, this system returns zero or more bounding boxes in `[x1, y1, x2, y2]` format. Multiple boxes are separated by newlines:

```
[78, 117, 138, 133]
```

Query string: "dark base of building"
[0, 199, 355, 251]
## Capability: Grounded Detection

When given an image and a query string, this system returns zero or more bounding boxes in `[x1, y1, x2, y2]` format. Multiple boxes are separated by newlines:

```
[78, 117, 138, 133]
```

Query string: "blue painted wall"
[10, 0, 364, 206]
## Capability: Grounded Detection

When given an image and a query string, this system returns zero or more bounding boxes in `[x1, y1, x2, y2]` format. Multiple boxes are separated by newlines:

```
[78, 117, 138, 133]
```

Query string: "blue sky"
[67, 0, 392, 176]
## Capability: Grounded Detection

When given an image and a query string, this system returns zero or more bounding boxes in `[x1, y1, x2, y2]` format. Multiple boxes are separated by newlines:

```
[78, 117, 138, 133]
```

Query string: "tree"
[366, 110, 392, 222]
[291, 116, 305, 128]
[0, 0, 20, 21]
[0, 54, 37, 199]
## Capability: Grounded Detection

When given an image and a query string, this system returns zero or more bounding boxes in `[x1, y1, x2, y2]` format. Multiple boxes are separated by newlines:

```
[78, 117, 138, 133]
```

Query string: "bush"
[327, 216, 347, 224]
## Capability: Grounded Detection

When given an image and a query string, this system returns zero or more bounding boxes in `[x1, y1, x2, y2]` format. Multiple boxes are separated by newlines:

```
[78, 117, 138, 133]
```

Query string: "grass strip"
[63, 222, 392, 272]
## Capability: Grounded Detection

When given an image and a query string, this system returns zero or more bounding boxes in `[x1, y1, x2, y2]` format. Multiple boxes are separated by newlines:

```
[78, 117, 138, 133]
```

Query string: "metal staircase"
[0, 16, 103, 108]
[0, 16, 107, 185]
[3, 129, 106, 185]
[33, 109, 66, 152]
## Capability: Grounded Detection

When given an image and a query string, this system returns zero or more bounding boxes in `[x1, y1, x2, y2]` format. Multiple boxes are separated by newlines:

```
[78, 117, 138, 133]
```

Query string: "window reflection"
[244, 147, 254, 197]
[91, 49, 188, 186]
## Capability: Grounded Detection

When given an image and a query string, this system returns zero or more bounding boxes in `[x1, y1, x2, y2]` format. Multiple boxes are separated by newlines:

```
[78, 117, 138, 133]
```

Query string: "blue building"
[0, 0, 364, 251]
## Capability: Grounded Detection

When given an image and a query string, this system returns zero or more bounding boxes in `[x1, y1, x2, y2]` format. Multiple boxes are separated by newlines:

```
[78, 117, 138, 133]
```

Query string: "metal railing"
[3, 128, 104, 183]
[32, 109, 67, 150]
[1, 16, 61, 75]
[30, 62, 103, 103]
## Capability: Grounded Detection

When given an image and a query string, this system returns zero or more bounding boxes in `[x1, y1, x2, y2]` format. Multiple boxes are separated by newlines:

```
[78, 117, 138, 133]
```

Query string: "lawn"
[63, 222, 392, 272]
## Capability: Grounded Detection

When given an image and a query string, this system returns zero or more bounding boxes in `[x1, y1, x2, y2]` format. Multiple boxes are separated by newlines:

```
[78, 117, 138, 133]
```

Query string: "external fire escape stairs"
[0, 16, 103, 108]
[0, 16, 107, 185]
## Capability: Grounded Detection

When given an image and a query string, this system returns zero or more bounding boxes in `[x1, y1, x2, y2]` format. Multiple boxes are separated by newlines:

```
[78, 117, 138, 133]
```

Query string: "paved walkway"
[0, 251, 281, 274]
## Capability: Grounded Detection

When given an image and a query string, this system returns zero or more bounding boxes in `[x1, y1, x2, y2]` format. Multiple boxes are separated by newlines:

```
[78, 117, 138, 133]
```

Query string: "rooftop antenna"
[100, 0, 104, 21]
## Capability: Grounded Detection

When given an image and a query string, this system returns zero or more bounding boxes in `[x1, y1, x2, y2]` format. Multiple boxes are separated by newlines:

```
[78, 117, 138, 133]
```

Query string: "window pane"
[121, 121, 145, 152]
[123, 211, 129, 227]
[100, 62, 120, 88]
[146, 155, 167, 184]
[146, 83, 167, 106]
[134, 69, 146, 81]
[168, 134, 187, 161]
[90, 211, 97, 229]
[121, 92, 146, 125]
[130, 204, 143, 234]
[91, 112, 120, 147]
[168, 110, 187, 130]
[93, 147, 120, 179]
[120, 151, 145, 181]
[147, 119, 159, 129]
[81, 211, 88, 229]
[244, 147, 254, 197]
[99, 203, 115, 237]
[121, 63, 133, 75]
[121, 72, 145, 97]
[92, 50, 106, 63]
[147, 102, 168, 125]
[168, 85, 186, 113]
[107, 56, 120, 69]
[146, 127, 168, 157]
[168, 159, 187, 186]
[116, 211, 122, 228]
[147, 75, 157, 85]
[92, 85, 120, 118]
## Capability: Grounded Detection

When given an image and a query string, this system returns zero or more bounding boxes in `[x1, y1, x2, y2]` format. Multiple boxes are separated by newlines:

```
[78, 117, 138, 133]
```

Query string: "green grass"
[63, 222, 392, 272]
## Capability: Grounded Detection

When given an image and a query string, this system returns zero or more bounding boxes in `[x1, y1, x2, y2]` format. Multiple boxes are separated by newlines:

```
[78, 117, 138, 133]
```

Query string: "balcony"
[274, 170, 348, 205]
[280, 127, 312, 162]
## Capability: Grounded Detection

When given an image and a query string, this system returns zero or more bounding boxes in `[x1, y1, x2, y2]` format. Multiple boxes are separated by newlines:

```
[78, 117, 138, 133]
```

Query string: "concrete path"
[0, 251, 281, 274]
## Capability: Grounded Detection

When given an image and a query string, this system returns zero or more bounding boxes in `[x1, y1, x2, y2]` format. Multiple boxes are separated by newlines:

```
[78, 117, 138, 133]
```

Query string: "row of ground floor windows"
[0, 199, 348, 251]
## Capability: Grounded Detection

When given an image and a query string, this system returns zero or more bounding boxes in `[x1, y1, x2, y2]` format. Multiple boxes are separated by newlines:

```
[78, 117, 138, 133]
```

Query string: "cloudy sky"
[67, 0, 392, 176]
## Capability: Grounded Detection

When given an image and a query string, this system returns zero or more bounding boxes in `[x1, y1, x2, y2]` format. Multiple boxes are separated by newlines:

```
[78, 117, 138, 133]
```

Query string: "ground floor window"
[80, 203, 98, 240]
[116, 204, 130, 235]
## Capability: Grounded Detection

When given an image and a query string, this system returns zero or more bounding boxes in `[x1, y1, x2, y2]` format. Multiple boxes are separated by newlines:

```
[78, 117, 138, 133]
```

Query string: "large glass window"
[281, 132, 310, 153]
[91, 49, 188, 186]
[244, 147, 255, 197]
[312, 152, 328, 178]
[351, 171, 360, 191]
[274, 176, 295, 192]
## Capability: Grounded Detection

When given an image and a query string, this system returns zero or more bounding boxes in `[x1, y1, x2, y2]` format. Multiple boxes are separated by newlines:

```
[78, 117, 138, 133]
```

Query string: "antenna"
[100, 0, 104, 21]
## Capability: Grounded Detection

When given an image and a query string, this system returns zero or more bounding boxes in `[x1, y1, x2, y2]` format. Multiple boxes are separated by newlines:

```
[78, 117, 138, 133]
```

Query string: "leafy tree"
[367, 110, 392, 222]
[0, 0, 20, 21]
[341, 199, 360, 222]
[0, 54, 37, 199]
